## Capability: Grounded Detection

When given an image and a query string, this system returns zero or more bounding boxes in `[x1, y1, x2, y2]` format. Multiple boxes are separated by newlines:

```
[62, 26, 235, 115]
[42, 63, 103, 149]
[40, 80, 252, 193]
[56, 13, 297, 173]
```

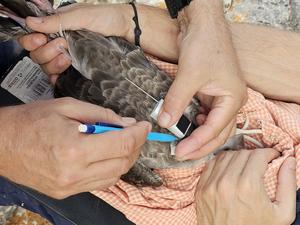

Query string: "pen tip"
[78, 124, 88, 133]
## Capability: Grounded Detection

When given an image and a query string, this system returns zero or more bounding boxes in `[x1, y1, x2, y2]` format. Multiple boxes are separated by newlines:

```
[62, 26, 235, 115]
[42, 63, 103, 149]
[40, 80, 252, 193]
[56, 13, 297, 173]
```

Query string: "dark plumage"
[0, 17, 27, 41]
[0, 0, 244, 187]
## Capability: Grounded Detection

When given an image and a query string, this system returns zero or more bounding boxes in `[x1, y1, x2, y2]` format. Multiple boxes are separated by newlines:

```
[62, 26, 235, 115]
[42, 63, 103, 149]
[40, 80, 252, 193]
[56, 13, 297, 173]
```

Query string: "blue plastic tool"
[78, 122, 178, 143]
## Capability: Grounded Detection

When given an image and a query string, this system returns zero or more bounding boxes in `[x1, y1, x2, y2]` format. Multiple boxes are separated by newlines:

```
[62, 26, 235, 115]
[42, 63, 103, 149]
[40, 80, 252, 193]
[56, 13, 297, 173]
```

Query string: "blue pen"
[78, 123, 178, 143]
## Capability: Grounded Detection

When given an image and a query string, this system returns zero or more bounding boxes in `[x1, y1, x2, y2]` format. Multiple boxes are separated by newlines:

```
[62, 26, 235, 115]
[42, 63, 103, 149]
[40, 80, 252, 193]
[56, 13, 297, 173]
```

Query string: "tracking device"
[150, 99, 195, 139]
[125, 77, 196, 139]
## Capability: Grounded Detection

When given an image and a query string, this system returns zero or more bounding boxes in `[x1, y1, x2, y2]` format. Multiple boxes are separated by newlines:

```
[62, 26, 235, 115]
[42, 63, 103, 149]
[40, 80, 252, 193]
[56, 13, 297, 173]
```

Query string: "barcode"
[32, 80, 48, 97]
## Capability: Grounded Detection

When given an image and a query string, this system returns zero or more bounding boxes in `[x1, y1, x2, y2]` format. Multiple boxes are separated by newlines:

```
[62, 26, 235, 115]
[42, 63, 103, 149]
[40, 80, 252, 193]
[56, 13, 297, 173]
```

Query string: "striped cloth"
[92, 57, 300, 225]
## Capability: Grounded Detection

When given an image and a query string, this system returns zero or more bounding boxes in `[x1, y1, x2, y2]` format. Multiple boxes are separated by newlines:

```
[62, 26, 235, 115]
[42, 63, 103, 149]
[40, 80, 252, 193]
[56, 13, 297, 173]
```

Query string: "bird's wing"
[0, 17, 27, 41]
[0, 0, 37, 17]
[64, 30, 173, 125]
[55, 31, 180, 186]
[0, 0, 54, 42]
[55, 67, 166, 187]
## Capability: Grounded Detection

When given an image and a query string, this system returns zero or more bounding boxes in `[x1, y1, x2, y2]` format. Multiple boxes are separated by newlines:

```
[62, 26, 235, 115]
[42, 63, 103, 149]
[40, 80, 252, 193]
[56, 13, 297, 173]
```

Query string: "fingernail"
[158, 111, 171, 127]
[138, 121, 152, 132]
[121, 117, 136, 125]
[58, 55, 71, 68]
[34, 37, 46, 46]
[29, 16, 44, 24]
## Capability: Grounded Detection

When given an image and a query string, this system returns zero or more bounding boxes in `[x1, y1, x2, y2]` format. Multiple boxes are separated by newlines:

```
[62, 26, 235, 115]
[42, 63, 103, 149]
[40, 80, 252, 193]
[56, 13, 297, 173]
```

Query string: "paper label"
[1, 57, 54, 103]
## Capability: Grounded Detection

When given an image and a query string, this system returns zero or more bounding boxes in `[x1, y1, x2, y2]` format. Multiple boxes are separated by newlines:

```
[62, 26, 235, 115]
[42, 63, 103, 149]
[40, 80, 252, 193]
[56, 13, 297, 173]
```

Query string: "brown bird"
[0, 0, 244, 187]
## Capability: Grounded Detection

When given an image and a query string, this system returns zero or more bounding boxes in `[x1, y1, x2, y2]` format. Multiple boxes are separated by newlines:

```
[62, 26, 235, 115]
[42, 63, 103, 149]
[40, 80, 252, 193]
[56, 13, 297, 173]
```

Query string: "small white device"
[125, 77, 195, 139]
[150, 99, 194, 139]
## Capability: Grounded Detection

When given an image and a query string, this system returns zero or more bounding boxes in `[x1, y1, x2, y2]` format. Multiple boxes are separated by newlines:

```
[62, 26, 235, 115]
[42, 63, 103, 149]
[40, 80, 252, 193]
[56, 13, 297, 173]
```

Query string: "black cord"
[129, 1, 142, 47]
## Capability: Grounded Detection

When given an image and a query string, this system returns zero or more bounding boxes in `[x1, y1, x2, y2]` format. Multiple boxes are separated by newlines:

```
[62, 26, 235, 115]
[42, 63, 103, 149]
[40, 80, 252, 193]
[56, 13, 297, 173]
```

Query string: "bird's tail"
[0, 0, 55, 42]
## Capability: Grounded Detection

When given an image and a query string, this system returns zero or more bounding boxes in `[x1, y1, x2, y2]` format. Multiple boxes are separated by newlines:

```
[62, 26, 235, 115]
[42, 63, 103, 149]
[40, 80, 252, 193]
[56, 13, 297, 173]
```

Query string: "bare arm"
[231, 23, 300, 104]
[125, 7, 300, 104]
[124, 5, 179, 62]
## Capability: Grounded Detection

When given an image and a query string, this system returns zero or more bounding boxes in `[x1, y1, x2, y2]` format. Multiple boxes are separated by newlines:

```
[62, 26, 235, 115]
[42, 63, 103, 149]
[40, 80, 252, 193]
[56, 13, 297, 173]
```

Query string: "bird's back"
[56, 30, 202, 170]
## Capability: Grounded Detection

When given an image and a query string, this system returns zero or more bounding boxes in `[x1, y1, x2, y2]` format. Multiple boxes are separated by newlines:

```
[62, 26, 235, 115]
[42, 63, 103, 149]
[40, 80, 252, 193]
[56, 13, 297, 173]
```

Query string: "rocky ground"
[1, 0, 300, 224]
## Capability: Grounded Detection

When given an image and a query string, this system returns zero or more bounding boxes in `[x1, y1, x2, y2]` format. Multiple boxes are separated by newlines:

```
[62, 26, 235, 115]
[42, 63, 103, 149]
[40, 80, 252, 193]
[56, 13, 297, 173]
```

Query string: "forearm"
[231, 23, 300, 104]
[123, 4, 179, 62]
[123, 1, 226, 62]
[123, 5, 300, 103]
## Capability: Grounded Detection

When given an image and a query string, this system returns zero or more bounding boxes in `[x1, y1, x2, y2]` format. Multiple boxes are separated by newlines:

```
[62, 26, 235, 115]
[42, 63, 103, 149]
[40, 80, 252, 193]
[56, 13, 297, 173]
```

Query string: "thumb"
[158, 75, 197, 128]
[275, 157, 296, 217]
[26, 11, 80, 34]
[57, 98, 136, 127]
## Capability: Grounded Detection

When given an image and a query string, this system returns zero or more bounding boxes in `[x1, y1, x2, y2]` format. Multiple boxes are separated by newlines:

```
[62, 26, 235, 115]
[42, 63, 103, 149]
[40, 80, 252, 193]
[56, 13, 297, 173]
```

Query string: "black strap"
[129, 1, 142, 47]
[164, 0, 193, 18]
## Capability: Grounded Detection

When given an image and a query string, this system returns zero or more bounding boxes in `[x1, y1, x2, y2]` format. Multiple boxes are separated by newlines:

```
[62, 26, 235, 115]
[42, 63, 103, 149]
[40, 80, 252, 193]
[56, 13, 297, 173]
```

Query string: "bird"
[0, 0, 244, 187]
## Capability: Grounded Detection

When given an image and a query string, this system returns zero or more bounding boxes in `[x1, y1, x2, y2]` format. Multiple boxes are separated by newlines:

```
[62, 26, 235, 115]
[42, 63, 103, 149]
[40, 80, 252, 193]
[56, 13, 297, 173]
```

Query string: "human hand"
[196, 149, 296, 225]
[0, 98, 150, 199]
[18, 3, 132, 82]
[158, 0, 247, 160]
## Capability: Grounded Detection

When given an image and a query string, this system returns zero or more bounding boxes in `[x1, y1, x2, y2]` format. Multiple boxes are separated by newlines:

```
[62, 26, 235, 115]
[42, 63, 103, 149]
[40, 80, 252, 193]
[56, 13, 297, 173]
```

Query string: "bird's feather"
[0, 17, 26, 41]
[0, 0, 37, 18]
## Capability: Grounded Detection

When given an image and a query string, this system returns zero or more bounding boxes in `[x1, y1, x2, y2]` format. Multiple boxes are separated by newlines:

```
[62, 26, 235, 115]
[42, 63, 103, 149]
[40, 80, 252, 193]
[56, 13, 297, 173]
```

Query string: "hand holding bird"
[159, 0, 248, 160]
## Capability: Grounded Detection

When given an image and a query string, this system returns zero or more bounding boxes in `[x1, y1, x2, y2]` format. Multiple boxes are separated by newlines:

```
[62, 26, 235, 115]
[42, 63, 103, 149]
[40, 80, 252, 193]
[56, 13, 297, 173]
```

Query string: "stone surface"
[226, 0, 300, 31]
[0, 205, 53, 224]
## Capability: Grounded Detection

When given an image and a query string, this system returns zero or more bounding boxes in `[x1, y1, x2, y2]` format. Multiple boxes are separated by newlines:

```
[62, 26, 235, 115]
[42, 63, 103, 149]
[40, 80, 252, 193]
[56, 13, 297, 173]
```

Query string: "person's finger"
[26, 8, 85, 34]
[30, 37, 68, 65]
[26, 14, 67, 34]
[82, 121, 151, 162]
[50, 75, 59, 85]
[176, 119, 235, 160]
[40, 54, 71, 75]
[275, 157, 296, 217]
[18, 33, 47, 51]
[157, 74, 198, 128]
[175, 96, 238, 157]
[242, 148, 280, 179]
[56, 98, 128, 125]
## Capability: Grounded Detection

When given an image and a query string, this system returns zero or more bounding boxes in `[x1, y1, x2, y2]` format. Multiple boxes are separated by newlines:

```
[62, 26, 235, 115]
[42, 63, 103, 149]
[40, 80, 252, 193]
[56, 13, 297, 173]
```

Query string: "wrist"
[121, 4, 135, 43]
[119, 4, 133, 40]
[179, 0, 224, 25]
[123, 3, 145, 46]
